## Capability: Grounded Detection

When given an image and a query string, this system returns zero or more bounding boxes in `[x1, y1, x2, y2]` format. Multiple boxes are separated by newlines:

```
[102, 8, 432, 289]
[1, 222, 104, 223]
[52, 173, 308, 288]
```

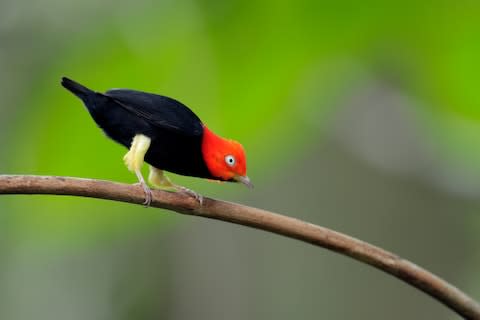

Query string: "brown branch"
[0, 175, 478, 319]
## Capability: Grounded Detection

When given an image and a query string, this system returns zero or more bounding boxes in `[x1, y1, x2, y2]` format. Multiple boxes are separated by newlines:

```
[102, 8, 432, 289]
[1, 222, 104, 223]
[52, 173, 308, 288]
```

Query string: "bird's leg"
[148, 166, 176, 191]
[149, 166, 203, 205]
[124, 134, 152, 206]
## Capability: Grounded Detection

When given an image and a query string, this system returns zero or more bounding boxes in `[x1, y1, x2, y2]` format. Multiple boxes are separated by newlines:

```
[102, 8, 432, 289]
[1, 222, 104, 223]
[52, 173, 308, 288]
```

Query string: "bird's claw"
[134, 182, 153, 207]
[178, 186, 203, 205]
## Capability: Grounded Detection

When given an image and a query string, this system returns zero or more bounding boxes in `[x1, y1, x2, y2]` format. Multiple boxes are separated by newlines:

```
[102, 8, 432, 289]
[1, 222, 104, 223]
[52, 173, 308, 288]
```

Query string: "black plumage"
[61, 77, 214, 179]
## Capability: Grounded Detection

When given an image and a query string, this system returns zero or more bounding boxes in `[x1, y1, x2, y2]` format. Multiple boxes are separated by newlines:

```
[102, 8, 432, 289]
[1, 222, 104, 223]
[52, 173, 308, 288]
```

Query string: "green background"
[1, 1, 480, 319]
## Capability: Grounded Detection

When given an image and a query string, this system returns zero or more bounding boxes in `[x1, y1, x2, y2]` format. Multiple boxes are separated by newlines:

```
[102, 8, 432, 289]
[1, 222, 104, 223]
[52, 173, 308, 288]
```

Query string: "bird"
[61, 77, 252, 205]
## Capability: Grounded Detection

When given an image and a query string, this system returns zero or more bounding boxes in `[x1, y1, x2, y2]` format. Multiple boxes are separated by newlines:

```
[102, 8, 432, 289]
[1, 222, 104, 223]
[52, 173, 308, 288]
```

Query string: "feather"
[106, 89, 203, 136]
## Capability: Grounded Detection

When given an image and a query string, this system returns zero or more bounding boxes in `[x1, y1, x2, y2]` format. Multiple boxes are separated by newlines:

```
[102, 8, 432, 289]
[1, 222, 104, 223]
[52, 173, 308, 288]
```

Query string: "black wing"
[105, 89, 203, 136]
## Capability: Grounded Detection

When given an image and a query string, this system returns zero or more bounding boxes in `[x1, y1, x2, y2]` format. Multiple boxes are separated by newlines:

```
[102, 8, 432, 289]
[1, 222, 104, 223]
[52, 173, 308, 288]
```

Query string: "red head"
[201, 125, 252, 188]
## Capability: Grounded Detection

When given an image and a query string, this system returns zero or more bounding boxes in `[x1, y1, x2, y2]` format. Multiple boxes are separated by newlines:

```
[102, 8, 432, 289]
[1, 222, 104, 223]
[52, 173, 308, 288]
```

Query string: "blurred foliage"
[2, 0, 480, 319]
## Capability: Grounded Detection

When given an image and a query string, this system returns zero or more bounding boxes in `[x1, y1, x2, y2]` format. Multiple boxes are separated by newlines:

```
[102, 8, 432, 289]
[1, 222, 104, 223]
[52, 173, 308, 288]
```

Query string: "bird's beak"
[235, 175, 254, 189]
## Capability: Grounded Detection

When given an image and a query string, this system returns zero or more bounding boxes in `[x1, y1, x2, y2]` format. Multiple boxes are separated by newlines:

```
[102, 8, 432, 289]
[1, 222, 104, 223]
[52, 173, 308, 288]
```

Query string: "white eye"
[225, 155, 236, 167]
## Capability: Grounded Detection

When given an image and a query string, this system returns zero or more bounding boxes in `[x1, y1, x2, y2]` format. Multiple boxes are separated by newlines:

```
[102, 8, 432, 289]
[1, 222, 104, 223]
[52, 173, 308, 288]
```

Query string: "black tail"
[61, 77, 95, 101]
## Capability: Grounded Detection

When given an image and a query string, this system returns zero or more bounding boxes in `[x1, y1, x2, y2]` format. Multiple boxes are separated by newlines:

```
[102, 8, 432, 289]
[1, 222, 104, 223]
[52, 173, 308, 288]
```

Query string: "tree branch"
[0, 175, 478, 319]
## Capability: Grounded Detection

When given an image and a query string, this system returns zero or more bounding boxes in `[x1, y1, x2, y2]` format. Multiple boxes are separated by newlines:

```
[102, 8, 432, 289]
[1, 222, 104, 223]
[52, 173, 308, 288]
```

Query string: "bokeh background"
[1, 1, 480, 319]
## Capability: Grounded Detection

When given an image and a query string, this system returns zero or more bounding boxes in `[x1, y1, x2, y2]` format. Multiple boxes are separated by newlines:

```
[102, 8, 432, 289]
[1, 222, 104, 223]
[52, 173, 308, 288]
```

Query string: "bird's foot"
[148, 166, 203, 205]
[134, 182, 153, 207]
[177, 186, 203, 205]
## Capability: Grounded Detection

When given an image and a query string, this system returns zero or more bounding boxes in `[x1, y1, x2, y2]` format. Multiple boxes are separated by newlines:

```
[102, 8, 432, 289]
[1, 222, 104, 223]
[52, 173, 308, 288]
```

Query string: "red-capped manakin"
[61, 77, 252, 205]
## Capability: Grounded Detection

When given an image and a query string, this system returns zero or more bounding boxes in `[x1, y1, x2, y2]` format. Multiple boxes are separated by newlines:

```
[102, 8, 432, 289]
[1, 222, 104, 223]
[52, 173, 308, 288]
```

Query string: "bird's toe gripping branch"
[124, 134, 152, 206]
[149, 166, 203, 205]
[177, 186, 204, 205]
